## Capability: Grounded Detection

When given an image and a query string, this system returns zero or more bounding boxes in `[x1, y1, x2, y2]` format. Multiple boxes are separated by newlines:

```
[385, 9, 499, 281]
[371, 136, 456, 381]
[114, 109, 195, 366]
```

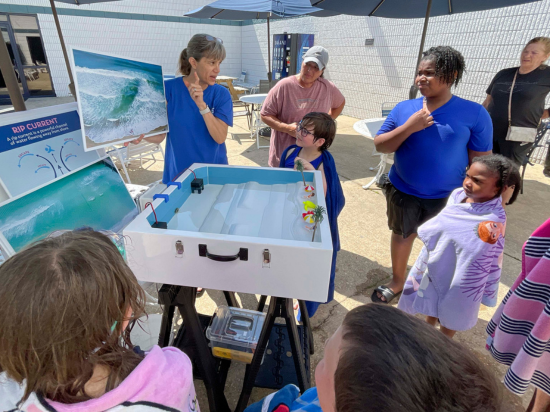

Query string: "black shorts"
[385, 183, 448, 238]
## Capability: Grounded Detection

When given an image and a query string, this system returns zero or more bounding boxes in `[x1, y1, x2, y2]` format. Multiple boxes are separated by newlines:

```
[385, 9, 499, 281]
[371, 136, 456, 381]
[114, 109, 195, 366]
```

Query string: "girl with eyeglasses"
[279, 112, 345, 319]
[127, 33, 233, 183]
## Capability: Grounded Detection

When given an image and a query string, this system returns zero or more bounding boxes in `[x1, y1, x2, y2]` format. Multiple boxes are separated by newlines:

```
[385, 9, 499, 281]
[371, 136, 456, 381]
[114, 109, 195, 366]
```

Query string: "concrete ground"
[128, 115, 549, 412]
[4, 97, 549, 411]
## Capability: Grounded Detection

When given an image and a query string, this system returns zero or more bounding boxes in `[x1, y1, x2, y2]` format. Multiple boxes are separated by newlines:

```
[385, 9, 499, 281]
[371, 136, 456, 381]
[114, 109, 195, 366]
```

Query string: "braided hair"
[421, 46, 466, 87]
[471, 154, 521, 205]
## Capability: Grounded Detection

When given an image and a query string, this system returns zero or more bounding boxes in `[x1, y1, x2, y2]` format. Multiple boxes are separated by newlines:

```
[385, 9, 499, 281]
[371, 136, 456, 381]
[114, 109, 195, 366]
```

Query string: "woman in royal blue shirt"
[129, 33, 233, 182]
[372, 46, 493, 304]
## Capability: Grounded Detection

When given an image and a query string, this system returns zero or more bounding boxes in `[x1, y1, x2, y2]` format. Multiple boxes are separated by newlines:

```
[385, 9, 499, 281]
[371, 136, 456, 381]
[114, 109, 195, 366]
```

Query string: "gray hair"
[177, 33, 226, 76]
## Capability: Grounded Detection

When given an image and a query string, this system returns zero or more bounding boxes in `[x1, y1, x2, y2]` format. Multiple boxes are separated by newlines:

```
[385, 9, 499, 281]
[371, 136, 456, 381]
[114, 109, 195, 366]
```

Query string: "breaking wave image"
[0, 159, 138, 252]
[73, 50, 168, 146]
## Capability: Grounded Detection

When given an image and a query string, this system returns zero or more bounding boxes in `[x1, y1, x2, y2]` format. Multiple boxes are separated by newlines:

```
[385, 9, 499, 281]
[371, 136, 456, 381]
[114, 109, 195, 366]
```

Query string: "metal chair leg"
[257, 295, 267, 312]
[235, 296, 278, 412]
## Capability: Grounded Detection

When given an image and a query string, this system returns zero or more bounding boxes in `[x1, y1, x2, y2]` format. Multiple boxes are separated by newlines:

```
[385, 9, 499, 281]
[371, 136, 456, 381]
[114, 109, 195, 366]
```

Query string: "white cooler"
[123, 164, 333, 302]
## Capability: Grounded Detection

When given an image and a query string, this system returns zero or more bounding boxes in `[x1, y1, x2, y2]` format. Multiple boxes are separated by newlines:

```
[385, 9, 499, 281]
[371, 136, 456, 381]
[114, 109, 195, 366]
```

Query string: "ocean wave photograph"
[72, 49, 169, 150]
[0, 158, 138, 253]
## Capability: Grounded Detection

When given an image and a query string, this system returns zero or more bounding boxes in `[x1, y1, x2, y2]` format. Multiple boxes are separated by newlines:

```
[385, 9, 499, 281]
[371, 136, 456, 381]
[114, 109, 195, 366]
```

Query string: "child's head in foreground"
[315, 304, 501, 412]
[0, 229, 145, 403]
[465, 154, 521, 205]
[296, 112, 336, 152]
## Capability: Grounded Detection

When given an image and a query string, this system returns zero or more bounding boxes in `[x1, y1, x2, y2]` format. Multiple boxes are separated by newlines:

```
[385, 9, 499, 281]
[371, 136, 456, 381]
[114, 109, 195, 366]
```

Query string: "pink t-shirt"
[260, 76, 345, 167]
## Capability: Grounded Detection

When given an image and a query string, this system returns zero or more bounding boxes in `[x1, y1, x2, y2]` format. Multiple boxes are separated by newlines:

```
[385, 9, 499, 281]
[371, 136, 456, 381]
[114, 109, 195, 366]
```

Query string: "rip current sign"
[0, 103, 100, 201]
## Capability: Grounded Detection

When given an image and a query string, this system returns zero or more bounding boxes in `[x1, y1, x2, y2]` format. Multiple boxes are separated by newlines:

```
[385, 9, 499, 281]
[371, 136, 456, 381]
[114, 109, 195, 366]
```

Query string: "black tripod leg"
[235, 297, 279, 412]
[257, 295, 267, 312]
[283, 298, 309, 393]
[298, 300, 314, 355]
[223, 291, 239, 307]
[176, 287, 230, 412]
[158, 304, 175, 347]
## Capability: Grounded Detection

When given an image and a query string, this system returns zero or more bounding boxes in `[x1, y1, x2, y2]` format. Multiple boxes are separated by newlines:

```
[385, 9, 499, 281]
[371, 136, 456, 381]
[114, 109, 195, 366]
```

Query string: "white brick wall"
[37, 14, 242, 96]
[242, 0, 550, 119]
[1, 0, 210, 16]
[0, 0, 240, 96]
[4, 0, 550, 112]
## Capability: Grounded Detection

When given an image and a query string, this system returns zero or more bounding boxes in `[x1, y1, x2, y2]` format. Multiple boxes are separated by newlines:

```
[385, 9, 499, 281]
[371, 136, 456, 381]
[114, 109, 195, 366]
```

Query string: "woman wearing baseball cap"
[260, 45, 346, 167]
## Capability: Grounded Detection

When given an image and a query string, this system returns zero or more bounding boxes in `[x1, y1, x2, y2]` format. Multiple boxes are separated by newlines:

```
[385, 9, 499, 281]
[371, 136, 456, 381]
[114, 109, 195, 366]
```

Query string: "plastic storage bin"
[206, 305, 266, 363]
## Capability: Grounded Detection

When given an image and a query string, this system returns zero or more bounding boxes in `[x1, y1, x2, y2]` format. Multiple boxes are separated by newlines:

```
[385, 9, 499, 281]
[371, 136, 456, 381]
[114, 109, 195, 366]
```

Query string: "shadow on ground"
[330, 134, 394, 183]
[124, 114, 548, 411]
[504, 179, 550, 260]
[190, 249, 388, 411]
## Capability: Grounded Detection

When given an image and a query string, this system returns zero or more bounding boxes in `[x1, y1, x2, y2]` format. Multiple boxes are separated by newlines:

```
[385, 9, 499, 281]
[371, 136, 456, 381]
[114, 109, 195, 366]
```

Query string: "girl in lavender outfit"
[398, 155, 520, 338]
[0, 230, 199, 412]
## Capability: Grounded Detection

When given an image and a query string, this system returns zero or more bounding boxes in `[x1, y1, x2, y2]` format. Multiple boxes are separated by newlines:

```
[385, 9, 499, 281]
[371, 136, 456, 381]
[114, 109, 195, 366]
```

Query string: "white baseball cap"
[303, 46, 329, 71]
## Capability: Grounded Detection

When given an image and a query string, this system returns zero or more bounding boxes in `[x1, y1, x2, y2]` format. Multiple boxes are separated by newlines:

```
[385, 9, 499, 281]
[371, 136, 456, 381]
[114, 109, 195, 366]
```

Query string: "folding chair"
[233, 70, 259, 94]
[520, 119, 550, 194]
[233, 99, 252, 130]
[259, 80, 270, 93]
[353, 118, 388, 190]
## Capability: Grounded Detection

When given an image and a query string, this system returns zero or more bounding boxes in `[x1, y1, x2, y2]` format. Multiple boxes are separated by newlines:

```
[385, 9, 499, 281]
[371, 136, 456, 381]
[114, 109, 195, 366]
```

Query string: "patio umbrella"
[50, 0, 121, 98]
[311, 0, 542, 98]
[185, 0, 334, 81]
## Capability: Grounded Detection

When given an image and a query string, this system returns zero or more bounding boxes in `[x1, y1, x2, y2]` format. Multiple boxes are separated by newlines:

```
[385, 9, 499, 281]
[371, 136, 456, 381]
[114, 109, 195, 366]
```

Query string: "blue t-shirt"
[162, 78, 233, 183]
[378, 96, 493, 199]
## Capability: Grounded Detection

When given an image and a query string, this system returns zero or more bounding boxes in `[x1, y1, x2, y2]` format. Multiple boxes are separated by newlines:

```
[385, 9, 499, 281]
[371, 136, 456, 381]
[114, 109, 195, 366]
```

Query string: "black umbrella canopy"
[311, 0, 541, 18]
[55, 0, 120, 3]
[311, 0, 542, 98]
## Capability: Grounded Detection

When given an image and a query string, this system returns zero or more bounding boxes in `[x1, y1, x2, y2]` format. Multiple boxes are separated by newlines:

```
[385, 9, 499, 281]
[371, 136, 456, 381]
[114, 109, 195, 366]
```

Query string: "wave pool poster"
[0, 103, 100, 201]
[71, 48, 169, 151]
[0, 158, 138, 253]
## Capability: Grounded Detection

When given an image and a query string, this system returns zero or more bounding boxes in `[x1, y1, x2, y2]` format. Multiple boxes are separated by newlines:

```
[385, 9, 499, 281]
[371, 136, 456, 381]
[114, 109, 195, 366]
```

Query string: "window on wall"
[9, 14, 55, 96]
[0, 26, 25, 96]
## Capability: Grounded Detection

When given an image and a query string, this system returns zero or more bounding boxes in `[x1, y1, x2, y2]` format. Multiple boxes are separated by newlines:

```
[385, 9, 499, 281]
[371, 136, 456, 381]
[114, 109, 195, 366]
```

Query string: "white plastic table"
[353, 118, 390, 190]
[240, 93, 269, 149]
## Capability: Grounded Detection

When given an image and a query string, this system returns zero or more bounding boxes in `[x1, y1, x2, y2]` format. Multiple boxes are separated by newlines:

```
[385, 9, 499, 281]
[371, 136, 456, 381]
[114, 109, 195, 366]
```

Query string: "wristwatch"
[199, 106, 210, 115]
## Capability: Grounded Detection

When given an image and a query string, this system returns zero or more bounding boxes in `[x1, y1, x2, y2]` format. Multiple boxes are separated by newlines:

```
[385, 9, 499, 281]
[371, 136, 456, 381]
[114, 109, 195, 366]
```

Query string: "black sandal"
[371, 285, 400, 304]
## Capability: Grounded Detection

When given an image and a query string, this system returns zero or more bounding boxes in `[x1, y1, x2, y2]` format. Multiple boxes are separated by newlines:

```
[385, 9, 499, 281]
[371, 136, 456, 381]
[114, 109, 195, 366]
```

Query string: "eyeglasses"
[297, 122, 317, 139]
[205, 35, 223, 44]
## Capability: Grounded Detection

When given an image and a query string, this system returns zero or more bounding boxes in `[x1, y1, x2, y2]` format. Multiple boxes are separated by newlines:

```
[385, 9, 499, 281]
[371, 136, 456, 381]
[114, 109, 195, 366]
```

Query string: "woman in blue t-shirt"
[128, 33, 233, 183]
[372, 46, 493, 304]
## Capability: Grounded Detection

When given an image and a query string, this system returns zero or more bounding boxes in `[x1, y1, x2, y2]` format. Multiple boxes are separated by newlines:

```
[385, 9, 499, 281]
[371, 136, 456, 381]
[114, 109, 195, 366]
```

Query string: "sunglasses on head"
[205, 35, 223, 44]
